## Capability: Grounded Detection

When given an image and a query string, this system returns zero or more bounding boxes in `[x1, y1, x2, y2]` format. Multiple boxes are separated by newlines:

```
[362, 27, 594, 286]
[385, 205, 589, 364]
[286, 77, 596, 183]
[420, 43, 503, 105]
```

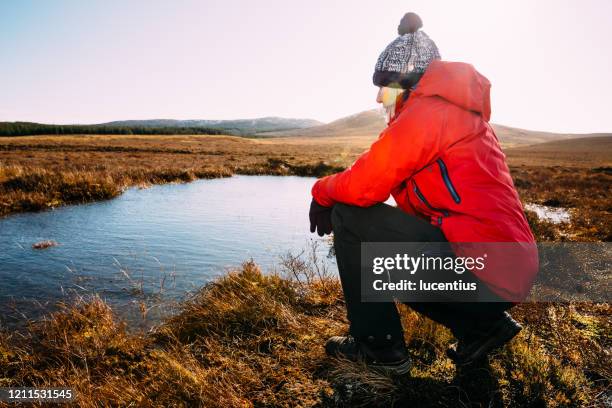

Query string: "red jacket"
[312, 60, 538, 300]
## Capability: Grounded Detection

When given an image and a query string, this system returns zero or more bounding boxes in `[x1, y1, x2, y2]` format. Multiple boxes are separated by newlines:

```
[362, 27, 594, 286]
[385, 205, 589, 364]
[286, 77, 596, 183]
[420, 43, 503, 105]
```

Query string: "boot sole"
[452, 323, 521, 366]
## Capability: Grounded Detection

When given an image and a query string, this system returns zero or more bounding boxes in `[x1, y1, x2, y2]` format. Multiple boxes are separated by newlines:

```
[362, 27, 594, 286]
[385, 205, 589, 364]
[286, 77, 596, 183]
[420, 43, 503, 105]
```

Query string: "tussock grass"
[0, 166, 120, 213]
[0, 260, 607, 407]
[0, 164, 232, 217]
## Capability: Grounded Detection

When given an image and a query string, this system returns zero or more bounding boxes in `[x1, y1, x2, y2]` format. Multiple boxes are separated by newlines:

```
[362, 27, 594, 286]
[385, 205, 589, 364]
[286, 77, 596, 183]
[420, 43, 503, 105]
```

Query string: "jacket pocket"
[436, 158, 461, 204]
[412, 180, 448, 225]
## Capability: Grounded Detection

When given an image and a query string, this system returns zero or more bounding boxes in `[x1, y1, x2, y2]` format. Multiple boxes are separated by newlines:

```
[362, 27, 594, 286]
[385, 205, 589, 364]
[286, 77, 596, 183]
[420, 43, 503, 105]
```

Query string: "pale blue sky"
[1, 0, 611, 133]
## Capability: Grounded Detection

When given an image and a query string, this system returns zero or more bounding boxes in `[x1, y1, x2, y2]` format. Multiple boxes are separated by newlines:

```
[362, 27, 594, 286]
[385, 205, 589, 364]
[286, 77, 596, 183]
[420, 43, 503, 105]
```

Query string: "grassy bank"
[0, 259, 609, 407]
[0, 160, 343, 217]
[0, 135, 350, 217]
[0, 164, 233, 215]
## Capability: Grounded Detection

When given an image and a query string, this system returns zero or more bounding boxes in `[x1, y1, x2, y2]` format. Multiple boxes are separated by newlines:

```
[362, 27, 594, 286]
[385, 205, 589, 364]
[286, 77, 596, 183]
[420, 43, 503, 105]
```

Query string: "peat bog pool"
[0, 176, 336, 326]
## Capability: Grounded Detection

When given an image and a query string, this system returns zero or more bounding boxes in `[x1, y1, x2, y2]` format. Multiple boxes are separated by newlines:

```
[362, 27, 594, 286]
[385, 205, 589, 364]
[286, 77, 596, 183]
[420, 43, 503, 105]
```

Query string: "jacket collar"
[388, 88, 413, 124]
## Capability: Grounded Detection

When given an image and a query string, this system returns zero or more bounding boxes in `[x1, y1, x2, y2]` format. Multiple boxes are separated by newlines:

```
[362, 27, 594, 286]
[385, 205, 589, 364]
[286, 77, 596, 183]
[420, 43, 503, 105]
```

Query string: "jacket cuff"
[311, 177, 336, 207]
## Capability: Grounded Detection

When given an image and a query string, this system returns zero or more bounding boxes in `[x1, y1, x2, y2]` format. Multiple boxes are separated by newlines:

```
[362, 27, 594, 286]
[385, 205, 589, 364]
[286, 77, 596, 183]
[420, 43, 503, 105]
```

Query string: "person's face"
[376, 87, 403, 107]
[376, 87, 385, 104]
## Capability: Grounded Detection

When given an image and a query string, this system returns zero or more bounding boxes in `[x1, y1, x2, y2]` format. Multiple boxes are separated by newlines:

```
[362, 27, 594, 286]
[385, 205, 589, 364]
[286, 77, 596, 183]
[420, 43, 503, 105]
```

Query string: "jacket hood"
[413, 60, 492, 121]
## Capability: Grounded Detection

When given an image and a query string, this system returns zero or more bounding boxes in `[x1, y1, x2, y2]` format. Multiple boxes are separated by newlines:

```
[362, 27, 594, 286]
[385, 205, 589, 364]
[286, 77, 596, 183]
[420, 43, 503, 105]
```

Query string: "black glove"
[309, 198, 333, 236]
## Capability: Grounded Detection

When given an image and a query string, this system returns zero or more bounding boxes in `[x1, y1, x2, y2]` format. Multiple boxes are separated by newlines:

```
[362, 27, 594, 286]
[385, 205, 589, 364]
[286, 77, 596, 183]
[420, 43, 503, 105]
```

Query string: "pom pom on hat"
[398, 12, 423, 35]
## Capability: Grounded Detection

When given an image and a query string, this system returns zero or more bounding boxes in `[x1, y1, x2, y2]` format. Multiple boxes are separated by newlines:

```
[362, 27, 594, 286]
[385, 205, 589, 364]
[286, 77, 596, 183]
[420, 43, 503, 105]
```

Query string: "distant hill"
[265, 109, 611, 147]
[261, 109, 386, 138]
[505, 135, 612, 167]
[0, 117, 323, 137]
[3, 112, 609, 146]
[491, 125, 611, 148]
[103, 117, 323, 135]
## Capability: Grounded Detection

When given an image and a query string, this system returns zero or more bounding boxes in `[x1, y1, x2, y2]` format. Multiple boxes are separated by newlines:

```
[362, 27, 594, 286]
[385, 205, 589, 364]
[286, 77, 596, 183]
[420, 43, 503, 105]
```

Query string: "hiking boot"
[325, 334, 412, 374]
[447, 312, 522, 365]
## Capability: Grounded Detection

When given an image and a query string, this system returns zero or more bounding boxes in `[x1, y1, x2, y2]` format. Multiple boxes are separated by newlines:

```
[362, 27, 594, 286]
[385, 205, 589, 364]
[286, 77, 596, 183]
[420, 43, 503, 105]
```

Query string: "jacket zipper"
[436, 159, 461, 204]
[412, 181, 448, 224]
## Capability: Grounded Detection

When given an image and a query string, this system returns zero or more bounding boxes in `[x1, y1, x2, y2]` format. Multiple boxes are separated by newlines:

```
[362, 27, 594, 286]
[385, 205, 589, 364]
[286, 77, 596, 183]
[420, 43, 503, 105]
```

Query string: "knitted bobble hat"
[373, 12, 440, 89]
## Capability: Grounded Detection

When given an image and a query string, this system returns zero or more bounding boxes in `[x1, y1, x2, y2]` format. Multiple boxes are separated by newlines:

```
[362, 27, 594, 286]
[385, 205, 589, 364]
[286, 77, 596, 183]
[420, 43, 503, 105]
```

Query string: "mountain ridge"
[263, 109, 612, 147]
[2, 111, 610, 146]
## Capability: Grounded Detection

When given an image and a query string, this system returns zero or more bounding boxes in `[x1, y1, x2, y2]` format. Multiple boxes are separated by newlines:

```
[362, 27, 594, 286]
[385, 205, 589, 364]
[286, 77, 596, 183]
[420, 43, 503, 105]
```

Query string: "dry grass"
[0, 259, 608, 407]
[0, 135, 357, 217]
[515, 166, 611, 241]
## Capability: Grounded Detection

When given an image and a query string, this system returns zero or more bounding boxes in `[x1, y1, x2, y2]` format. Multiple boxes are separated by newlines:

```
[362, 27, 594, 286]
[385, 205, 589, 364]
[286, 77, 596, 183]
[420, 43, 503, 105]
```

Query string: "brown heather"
[0, 259, 609, 407]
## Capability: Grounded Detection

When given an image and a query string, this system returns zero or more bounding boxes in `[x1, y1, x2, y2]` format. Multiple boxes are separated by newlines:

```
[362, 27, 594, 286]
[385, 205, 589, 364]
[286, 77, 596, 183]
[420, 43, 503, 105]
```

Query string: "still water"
[0, 176, 336, 325]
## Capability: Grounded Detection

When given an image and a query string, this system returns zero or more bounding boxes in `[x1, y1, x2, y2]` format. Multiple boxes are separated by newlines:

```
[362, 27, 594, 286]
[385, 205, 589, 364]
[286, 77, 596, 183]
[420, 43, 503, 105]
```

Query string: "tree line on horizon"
[0, 122, 230, 136]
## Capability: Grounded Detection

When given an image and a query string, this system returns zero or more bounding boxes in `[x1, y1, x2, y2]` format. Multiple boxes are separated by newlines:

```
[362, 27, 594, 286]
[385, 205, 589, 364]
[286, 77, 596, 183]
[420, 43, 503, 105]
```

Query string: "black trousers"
[331, 202, 512, 340]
